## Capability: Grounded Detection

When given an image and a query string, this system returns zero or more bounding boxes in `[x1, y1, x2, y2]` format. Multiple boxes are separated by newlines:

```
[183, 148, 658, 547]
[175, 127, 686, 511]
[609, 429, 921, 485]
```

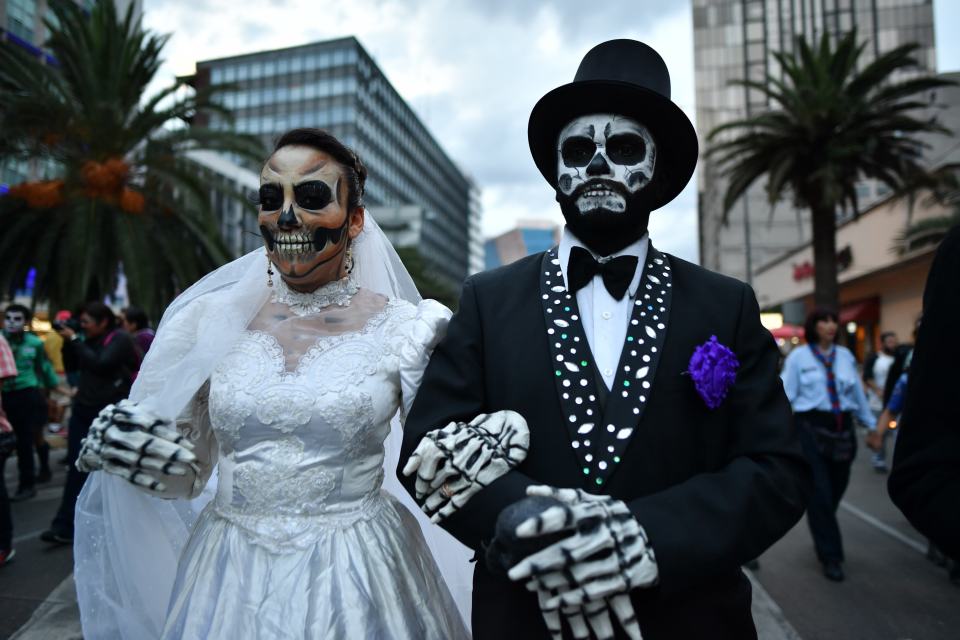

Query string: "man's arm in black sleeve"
[626, 283, 811, 597]
[889, 226, 960, 558]
[64, 333, 133, 376]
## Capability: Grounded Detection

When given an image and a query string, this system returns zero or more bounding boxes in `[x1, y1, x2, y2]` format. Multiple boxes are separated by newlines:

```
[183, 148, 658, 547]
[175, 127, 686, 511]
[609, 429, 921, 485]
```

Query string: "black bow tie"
[567, 246, 639, 300]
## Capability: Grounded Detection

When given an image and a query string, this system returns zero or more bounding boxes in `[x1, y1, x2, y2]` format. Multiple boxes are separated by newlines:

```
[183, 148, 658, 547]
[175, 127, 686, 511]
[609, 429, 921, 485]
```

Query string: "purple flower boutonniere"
[687, 335, 739, 410]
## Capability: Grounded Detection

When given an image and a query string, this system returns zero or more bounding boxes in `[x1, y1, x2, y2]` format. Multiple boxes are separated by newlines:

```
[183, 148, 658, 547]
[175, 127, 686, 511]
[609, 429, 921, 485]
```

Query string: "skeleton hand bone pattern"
[507, 486, 658, 640]
[402, 411, 529, 523]
[77, 400, 197, 495]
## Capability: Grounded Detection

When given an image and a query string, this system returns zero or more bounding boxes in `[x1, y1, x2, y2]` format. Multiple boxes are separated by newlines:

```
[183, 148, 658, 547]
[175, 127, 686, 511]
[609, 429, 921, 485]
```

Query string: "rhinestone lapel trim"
[539, 246, 673, 487]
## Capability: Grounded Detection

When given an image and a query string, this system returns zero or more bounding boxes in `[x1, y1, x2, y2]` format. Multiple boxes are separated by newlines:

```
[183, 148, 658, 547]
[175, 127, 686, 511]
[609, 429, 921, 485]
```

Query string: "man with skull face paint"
[401, 40, 810, 640]
[2, 305, 60, 501]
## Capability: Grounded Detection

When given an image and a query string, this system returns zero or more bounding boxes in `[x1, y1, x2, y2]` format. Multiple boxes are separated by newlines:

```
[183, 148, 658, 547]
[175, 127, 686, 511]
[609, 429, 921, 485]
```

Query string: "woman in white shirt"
[781, 308, 874, 583]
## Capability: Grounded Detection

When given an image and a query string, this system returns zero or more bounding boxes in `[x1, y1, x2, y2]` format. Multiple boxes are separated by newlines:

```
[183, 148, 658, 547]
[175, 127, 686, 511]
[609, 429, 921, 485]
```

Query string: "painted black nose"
[586, 152, 611, 176]
[277, 204, 299, 230]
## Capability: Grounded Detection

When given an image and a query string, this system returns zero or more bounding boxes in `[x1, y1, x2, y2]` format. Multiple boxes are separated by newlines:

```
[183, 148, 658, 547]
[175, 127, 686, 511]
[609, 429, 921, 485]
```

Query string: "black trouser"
[1, 388, 47, 491]
[0, 454, 11, 550]
[796, 411, 855, 564]
[50, 402, 101, 537]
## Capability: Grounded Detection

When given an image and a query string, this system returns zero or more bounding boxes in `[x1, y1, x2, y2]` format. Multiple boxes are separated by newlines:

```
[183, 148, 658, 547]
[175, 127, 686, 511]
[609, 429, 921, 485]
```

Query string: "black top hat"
[528, 39, 698, 211]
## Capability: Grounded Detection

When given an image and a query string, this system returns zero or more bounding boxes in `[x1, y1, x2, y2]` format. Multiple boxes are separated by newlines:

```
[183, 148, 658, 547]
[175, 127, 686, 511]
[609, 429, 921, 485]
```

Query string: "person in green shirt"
[2, 304, 59, 500]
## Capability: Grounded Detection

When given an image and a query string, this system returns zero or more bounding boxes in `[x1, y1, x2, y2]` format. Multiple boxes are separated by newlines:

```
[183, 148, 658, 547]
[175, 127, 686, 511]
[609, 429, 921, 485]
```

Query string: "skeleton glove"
[506, 486, 659, 640]
[77, 399, 197, 495]
[402, 410, 530, 523]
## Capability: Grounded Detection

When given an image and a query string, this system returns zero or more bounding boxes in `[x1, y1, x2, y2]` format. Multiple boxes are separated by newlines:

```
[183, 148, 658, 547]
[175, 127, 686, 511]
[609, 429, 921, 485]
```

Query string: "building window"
[7, 0, 36, 42]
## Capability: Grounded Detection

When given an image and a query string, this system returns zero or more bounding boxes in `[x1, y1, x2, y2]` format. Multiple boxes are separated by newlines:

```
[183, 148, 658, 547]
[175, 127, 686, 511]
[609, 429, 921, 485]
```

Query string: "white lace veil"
[74, 214, 473, 638]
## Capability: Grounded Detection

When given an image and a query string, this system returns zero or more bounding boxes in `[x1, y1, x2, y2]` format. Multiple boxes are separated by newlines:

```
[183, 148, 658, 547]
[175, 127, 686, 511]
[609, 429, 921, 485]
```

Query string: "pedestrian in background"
[881, 319, 919, 418]
[863, 331, 898, 472]
[42, 302, 138, 544]
[781, 308, 876, 582]
[0, 334, 18, 566]
[1, 304, 60, 501]
[119, 305, 153, 361]
[889, 224, 960, 583]
[41, 314, 70, 432]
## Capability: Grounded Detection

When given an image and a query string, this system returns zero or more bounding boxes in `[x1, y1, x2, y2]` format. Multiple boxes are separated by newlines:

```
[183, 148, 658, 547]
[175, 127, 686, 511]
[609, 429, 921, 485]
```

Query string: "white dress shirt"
[558, 227, 649, 390]
[781, 344, 876, 427]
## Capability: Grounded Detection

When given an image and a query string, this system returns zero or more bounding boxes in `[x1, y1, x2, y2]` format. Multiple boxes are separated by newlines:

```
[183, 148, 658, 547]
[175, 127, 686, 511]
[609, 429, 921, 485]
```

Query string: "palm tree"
[708, 31, 955, 310]
[0, 0, 265, 317]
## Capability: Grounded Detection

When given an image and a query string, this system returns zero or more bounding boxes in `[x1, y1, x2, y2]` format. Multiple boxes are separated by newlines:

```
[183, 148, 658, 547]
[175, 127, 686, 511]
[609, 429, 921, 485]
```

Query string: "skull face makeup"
[555, 114, 657, 256]
[3, 311, 26, 334]
[258, 145, 364, 291]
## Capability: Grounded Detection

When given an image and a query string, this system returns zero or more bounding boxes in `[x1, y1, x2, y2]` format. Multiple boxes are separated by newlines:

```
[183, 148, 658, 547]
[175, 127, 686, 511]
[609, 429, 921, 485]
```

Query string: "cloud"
[142, 0, 699, 262]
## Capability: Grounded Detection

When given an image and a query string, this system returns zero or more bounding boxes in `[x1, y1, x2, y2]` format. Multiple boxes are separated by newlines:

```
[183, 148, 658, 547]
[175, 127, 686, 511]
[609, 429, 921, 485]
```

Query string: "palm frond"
[0, 0, 267, 318]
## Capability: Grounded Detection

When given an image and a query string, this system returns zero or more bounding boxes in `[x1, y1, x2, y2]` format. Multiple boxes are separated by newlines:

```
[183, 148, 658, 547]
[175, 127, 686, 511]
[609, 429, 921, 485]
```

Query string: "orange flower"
[7, 180, 64, 209]
[104, 158, 129, 182]
[7, 183, 30, 199]
[81, 157, 129, 196]
[119, 187, 145, 214]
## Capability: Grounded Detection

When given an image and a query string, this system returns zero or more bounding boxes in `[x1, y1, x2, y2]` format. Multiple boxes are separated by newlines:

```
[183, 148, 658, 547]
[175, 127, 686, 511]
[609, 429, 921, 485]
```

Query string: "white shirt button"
[603, 368, 613, 377]
[601, 311, 612, 320]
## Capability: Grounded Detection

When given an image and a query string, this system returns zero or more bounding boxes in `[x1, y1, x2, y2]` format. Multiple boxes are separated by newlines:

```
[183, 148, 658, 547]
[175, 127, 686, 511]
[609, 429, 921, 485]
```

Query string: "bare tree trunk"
[811, 203, 840, 310]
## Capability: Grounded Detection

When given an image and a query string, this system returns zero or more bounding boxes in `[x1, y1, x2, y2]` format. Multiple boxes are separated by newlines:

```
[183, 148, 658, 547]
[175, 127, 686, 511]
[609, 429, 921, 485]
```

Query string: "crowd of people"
[0, 303, 151, 563]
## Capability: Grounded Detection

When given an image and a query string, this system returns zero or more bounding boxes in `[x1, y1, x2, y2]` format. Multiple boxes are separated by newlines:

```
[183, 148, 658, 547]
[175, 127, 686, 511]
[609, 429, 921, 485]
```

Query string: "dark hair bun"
[272, 128, 366, 210]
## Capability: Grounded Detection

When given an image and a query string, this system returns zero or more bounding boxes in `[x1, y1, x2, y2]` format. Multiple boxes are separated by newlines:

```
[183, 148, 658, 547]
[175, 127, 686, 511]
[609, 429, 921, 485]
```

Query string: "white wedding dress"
[152, 280, 468, 639]
[76, 221, 472, 639]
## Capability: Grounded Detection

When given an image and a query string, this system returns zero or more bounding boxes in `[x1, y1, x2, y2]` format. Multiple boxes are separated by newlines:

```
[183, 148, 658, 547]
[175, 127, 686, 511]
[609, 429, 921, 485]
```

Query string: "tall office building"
[693, 0, 936, 283]
[191, 37, 481, 289]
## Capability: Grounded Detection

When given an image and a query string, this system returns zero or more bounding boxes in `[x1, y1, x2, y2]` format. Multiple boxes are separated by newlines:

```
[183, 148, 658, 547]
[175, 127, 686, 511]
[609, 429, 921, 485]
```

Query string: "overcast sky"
[143, 0, 960, 264]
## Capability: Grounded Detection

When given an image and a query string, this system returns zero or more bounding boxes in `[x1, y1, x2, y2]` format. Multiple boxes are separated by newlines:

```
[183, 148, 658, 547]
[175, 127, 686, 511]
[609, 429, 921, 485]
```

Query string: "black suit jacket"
[888, 225, 960, 559]
[400, 250, 810, 640]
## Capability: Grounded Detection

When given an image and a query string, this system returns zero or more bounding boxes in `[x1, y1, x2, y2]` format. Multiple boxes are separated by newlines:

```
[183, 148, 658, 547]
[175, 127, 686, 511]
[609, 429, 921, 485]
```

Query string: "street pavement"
[1, 433, 957, 639]
[752, 434, 960, 640]
[0, 449, 79, 639]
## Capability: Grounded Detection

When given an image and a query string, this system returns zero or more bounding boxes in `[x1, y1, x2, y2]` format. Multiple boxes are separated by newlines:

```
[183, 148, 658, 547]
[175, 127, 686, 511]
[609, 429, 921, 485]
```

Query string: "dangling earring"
[344, 243, 355, 276]
[266, 255, 274, 287]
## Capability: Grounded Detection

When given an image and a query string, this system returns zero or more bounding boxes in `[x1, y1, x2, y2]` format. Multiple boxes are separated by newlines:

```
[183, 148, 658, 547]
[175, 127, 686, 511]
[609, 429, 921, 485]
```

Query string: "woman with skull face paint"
[72, 129, 470, 639]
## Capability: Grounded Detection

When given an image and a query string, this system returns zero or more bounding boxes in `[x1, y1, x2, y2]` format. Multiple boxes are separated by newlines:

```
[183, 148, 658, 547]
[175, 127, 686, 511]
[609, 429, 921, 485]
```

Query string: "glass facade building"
[193, 37, 481, 289]
[694, 0, 936, 283]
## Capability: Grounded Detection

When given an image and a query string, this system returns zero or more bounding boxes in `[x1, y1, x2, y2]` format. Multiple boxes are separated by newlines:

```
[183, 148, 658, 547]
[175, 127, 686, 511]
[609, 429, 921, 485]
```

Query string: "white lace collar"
[271, 275, 360, 316]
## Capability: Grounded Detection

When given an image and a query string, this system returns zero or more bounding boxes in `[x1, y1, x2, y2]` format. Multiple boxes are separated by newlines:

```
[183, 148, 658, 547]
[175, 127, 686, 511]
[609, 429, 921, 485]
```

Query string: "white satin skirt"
[161, 494, 469, 639]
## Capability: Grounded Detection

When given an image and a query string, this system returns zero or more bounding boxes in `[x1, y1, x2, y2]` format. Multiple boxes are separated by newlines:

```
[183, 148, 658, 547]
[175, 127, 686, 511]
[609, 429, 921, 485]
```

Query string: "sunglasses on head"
[258, 181, 333, 211]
